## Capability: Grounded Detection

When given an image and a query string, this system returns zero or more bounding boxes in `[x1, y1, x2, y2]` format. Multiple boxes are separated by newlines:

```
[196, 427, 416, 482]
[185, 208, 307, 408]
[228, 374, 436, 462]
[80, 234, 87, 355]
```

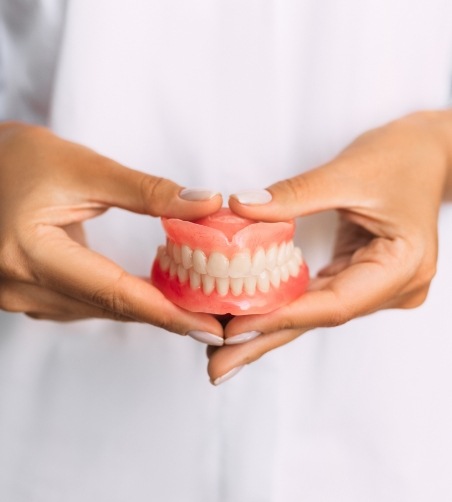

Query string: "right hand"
[0, 122, 224, 338]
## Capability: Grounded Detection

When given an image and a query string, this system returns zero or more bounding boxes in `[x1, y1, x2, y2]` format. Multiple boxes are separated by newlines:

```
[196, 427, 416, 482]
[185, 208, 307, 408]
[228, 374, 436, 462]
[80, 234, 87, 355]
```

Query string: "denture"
[151, 208, 309, 315]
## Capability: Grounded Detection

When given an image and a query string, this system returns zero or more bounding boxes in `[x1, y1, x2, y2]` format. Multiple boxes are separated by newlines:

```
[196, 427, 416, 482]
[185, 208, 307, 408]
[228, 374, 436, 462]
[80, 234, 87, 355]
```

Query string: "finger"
[228, 160, 355, 222]
[27, 226, 224, 336]
[224, 237, 413, 337]
[207, 328, 306, 384]
[74, 145, 223, 219]
[0, 279, 133, 322]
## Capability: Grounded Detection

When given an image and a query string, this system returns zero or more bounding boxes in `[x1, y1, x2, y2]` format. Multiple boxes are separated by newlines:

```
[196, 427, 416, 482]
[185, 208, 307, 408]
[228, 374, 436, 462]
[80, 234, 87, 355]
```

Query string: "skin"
[2, 112, 452, 385]
[0, 122, 223, 336]
[207, 110, 452, 383]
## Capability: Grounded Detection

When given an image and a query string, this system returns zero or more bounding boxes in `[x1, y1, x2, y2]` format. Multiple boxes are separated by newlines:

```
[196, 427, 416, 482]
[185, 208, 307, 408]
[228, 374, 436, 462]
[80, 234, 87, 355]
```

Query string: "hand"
[0, 122, 224, 339]
[207, 110, 452, 384]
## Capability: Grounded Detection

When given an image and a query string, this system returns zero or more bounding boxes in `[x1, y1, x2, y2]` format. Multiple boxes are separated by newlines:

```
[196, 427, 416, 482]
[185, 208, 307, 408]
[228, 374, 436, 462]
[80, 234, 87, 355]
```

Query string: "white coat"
[1, 1, 452, 500]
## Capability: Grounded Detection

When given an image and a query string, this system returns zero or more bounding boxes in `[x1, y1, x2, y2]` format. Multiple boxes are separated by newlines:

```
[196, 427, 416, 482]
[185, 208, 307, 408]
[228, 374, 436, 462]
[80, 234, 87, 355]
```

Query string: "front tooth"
[277, 242, 287, 266]
[280, 264, 289, 282]
[173, 244, 182, 264]
[266, 244, 277, 269]
[251, 247, 266, 275]
[181, 245, 193, 269]
[159, 253, 171, 272]
[216, 277, 229, 297]
[193, 249, 207, 274]
[244, 276, 257, 296]
[230, 278, 244, 296]
[294, 247, 303, 265]
[189, 269, 201, 289]
[202, 274, 215, 295]
[207, 252, 229, 278]
[229, 251, 251, 278]
[177, 264, 188, 283]
[270, 268, 281, 288]
[257, 270, 270, 293]
[288, 259, 300, 277]
[169, 260, 178, 278]
[285, 241, 294, 261]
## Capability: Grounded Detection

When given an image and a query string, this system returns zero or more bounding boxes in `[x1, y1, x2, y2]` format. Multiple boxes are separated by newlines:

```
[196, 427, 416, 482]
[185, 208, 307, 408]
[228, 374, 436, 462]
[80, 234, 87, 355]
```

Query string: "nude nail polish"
[225, 331, 261, 345]
[212, 366, 244, 386]
[187, 330, 224, 346]
[230, 189, 272, 205]
[179, 188, 220, 201]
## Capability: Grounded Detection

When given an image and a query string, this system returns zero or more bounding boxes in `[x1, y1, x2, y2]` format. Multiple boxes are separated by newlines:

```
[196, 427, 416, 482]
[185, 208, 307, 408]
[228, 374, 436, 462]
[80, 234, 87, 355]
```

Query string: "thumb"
[91, 156, 223, 220]
[228, 162, 352, 221]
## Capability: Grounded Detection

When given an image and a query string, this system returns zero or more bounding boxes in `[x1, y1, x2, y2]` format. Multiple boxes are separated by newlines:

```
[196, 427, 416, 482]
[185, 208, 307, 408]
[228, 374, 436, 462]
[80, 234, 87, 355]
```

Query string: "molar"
[288, 259, 300, 277]
[169, 261, 178, 278]
[270, 268, 281, 288]
[159, 253, 171, 272]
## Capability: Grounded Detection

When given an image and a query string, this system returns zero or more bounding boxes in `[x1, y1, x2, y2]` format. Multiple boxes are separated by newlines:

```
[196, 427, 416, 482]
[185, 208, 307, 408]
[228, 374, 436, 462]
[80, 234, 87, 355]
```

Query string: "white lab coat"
[1, 1, 452, 501]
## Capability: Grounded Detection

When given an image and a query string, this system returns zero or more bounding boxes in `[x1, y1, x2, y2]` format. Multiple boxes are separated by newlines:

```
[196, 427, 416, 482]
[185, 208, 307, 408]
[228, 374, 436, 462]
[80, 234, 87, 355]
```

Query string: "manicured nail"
[179, 188, 220, 201]
[187, 330, 224, 346]
[225, 331, 261, 345]
[212, 366, 244, 386]
[230, 189, 272, 205]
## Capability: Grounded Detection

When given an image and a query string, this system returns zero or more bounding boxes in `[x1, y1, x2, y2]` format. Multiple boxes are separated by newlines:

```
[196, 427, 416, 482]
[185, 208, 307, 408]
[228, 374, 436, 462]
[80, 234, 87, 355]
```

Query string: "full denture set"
[151, 209, 309, 315]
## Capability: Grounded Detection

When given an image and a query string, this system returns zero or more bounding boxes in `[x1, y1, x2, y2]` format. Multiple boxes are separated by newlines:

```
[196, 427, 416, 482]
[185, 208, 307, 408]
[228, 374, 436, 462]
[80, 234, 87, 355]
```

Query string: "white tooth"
[173, 244, 182, 264]
[270, 268, 281, 288]
[257, 270, 270, 293]
[230, 278, 244, 296]
[202, 274, 215, 295]
[216, 277, 229, 297]
[244, 276, 257, 296]
[181, 245, 193, 269]
[189, 269, 201, 289]
[294, 247, 303, 265]
[288, 259, 300, 278]
[285, 241, 294, 261]
[169, 260, 178, 278]
[251, 247, 266, 275]
[207, 252, 229, 278]
[157, 245, 166, 259]
[277, 242, 287, 266]
[280, 264, 289, 282]
[167, 240, 174, 258]
[229, 251, 251, 278]
[193, 249, 207, 274]
[159, 251, 171, 272]
[266, 244, 277, 270]
[177, 264, 188, 283]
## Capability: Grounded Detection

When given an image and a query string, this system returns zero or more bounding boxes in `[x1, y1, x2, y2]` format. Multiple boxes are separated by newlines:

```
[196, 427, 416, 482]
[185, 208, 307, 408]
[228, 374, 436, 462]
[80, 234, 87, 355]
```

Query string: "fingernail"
[225, 331, 261, 345]
[212, 366, 244, 386]
[180, 188, 220, 201]
[187, 330, 224, 346]
[230, 189, 272, 205]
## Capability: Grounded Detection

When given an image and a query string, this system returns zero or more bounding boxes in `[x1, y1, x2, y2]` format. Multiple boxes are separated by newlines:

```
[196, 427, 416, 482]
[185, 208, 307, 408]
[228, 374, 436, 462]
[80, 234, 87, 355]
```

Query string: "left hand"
[207, 110, 452, 385]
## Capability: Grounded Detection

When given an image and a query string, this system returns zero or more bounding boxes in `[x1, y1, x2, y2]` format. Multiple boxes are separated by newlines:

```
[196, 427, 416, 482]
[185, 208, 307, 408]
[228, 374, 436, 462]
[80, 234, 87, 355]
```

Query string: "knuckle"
[140, 175, 171, 216]
[90, 272, 131, 317]
[325, 302, 353, 328]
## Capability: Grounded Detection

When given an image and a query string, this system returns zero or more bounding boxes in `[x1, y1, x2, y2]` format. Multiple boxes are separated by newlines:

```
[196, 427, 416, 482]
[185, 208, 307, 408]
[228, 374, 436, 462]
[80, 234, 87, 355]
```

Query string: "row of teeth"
[157, 240, 303, 296]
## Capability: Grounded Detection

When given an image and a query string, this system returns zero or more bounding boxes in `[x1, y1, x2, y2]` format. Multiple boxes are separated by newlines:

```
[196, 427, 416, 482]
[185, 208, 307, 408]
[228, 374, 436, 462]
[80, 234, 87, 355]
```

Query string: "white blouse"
[1, 1, 452, 500]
